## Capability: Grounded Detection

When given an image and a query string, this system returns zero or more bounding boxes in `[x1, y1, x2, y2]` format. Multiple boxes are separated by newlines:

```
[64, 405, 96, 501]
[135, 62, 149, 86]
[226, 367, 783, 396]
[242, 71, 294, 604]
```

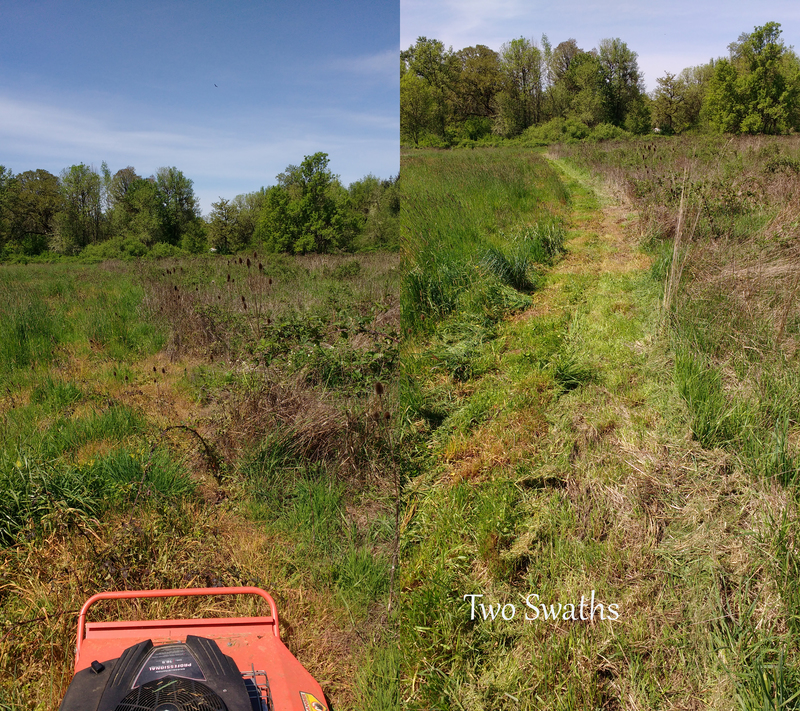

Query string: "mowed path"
[546, 156, 650, 276]
[507, 156, 758, 707]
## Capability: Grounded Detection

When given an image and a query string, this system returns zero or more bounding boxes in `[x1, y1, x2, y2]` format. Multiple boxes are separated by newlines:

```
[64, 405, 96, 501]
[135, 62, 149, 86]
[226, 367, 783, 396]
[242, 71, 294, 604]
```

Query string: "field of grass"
[0, 252, 403, 709]
[553, 135, 800, 491]
[395, 143, 800, 709]
[3, 138, 799, 710]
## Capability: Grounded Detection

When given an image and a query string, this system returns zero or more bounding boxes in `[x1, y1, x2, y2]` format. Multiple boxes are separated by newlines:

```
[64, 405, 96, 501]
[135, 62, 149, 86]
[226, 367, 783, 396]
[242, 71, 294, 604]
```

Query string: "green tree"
[452, 45, 502, 125]
[401, 37, 459, 139]
[679, 63, 715, 130]
[56, 164, 104, 253]
[255, 153, 354, 254]
[368, 176, 400, 250]
[254, 186, 293, 252]
[651, 67, 712, 134]
[546, 39, 583, 118]
[705, 22, 800, 134]
[494, 37, 547, 136]
[704, 59, 742, 132]
[156, 166, 200, 245]
[0, 166, 15, 252]
[564, 51, 605, 126]
[208, 197, 238, 253]
[230, 189, 266, 249]
[550, 39, 582, 82]
[4, 169, 62, 254]
[597, 38, 645, 127]
[107, 166, 140, 207]
[401, 72, 436, 145]
[120, 178, 163, 247]
[347, 174, 399, 250]
[651, 73, 686, 133]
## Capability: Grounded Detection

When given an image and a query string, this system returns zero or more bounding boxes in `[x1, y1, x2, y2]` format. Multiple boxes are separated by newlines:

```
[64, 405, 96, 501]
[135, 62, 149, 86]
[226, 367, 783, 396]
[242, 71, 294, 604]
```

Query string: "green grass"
[0, 264, 165, 385]
[401, 148, 568, 334]
[396, 143, 800, 709]
[0, 447, 194, 544]
[0, 251, 404, 710]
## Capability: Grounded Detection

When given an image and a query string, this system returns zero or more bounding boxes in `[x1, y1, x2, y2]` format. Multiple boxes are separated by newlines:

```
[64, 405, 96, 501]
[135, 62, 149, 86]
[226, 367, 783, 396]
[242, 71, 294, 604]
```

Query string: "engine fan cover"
[59, 636, 253, 711]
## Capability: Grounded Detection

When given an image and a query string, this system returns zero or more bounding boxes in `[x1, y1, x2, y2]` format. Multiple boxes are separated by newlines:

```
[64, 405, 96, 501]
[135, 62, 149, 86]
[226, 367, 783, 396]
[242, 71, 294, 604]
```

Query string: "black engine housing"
[59, 636, 254, 711]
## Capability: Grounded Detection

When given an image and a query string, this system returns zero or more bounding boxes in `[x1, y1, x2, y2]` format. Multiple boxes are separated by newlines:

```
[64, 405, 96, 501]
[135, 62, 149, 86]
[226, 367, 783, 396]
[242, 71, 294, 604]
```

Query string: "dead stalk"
[663, 169, 688, 318]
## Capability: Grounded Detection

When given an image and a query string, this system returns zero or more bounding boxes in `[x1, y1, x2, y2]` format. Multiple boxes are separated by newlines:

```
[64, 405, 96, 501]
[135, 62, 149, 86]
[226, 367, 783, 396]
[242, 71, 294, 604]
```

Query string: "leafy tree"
[255, 153, 355, 254]
[347, 174, 399, 250]
[368, 176, 400, 250]
[651, 67, 712, 134]
[100, 165, 200, 250]
[56, 164, 104, 253]
[119, 178, 163, 247]
[229, 189, 266, 249]
[546, 39, 583, 118]
[651, 73, 686, 133]
[3, 169, 62, 254]
[452, 45, 502, 123]
[564, 51, 605, 126]
[494, 37, 548, 136]
[597, 38, 645, 127]
[156, 166, 201, 245]
[703, 59, 742, 132]
[401, 72, 436, 145]
[107, 166, 141, 207]
[678, 63, 715, 130]
[180, 220, 207, 254]
[208, 197, 238, 253]
[550, 39, 582, 82]
[254, 186, 293, 252]
[624, 94, 652, 134]
[704, 22, 800, 134]
[0, 166, 15, 252]
[401, 37, 459, 139]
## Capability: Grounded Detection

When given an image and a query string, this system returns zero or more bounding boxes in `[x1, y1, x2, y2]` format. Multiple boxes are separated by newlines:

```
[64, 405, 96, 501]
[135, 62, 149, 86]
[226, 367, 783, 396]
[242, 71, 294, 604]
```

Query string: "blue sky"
[401, 0, 800, 93]
[1, 0, 399, 214]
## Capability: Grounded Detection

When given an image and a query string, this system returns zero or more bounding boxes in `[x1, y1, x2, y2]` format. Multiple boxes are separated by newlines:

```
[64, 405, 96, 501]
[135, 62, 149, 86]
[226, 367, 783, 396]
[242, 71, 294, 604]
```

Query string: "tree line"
[0, 152, 399, 260]
[401, 21, 800, 145]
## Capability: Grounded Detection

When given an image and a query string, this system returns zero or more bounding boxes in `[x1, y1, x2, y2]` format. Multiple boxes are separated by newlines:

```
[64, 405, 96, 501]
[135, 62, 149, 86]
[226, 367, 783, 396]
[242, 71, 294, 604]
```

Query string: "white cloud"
[330, 48, 399, 77]
[0, 94, 398, 213]
[401, 0, 800, 62]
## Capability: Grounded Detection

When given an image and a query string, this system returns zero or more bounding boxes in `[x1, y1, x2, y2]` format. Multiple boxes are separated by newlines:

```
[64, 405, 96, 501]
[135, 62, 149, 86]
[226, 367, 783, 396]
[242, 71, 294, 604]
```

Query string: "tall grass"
[555, 134, 800, 706]
[401, 149, 568, 332]
[0, 263, 164, 384]
[0, 252, 405, 709]
[555, 136, 800, 481]
[0, 447, 194, 544]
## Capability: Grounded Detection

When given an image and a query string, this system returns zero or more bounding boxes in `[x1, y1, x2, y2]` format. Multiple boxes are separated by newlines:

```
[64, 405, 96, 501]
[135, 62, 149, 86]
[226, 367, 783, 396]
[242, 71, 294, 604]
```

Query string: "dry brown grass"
[0, 504, 366, 710]
[1, 253, 402, 710]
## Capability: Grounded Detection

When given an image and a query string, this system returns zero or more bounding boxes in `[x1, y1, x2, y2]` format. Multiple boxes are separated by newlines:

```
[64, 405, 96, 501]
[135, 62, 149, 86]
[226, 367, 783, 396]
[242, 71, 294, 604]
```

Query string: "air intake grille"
[115, 677, 228, 711]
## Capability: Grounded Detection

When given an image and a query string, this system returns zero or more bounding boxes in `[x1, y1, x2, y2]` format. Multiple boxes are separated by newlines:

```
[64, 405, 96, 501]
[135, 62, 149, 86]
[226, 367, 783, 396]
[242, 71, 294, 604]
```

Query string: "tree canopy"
[400, 21, 800, 145]
[0, 153, 397, 260]
[704, 22, 800, 134]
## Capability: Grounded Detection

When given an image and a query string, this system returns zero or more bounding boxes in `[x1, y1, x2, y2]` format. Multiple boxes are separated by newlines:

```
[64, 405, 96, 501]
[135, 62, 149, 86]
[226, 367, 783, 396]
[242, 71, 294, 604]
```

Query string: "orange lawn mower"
[59, 587, 329, 711]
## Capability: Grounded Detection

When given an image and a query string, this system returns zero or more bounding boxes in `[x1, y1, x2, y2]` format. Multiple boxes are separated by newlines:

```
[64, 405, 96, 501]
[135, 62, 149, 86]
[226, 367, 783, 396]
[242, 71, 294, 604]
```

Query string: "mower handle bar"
[76, 586, 280, 653]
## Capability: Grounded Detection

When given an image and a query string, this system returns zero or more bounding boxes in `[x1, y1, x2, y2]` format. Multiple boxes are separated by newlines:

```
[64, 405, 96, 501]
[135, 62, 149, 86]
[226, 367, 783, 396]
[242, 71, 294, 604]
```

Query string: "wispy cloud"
[0, 93, 398, 212]
[328, 48, 399, 78]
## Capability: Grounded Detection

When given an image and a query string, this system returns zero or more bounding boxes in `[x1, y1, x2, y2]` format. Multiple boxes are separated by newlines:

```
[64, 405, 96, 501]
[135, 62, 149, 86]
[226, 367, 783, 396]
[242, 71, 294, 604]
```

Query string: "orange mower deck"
[65, 586, 328, 711]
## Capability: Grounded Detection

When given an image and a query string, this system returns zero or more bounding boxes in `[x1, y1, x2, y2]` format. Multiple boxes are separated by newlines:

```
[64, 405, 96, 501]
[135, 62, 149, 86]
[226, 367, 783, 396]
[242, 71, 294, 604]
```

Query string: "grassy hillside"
[396, 144, 800, 709]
